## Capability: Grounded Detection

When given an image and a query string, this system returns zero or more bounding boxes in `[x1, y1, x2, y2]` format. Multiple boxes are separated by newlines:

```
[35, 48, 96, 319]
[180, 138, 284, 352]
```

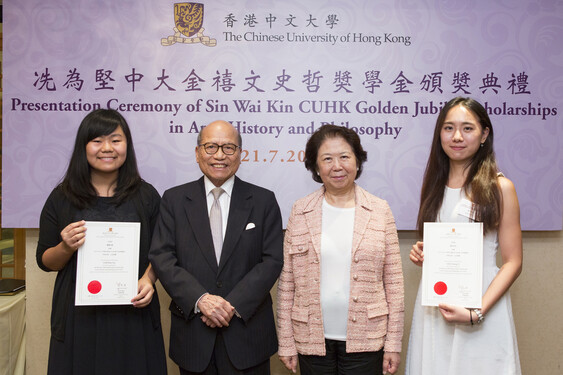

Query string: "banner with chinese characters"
[2, 0, 562, 229]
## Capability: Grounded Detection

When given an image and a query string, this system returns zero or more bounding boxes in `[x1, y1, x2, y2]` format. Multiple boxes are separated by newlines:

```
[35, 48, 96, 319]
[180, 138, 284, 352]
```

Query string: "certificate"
[75, 221, 140, 306]
[421, 222, 483, 308]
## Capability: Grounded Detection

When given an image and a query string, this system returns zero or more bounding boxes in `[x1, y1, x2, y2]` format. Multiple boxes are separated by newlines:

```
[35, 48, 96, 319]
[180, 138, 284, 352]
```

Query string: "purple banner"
[3, 0, 562, 229]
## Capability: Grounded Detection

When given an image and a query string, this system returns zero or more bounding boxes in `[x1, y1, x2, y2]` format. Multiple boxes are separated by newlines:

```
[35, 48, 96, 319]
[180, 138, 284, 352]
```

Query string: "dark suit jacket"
[149, 176, 283, 372]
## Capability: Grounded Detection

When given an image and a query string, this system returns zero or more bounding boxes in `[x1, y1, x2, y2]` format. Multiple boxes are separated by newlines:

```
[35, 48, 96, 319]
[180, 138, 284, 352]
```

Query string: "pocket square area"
[245, 223, 256, 230]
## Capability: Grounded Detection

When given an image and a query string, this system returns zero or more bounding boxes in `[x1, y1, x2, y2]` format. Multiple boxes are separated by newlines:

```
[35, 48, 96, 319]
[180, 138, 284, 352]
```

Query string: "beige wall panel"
[26, 229, 563, 374]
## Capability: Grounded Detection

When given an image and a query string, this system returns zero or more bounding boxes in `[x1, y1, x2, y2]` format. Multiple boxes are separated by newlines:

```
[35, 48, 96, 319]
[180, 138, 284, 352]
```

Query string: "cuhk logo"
[162, 3, 217, 47]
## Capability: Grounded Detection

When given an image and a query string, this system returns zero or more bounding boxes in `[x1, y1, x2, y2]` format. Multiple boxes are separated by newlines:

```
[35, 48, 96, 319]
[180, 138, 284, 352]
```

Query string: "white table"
[0, 290, 26, 375]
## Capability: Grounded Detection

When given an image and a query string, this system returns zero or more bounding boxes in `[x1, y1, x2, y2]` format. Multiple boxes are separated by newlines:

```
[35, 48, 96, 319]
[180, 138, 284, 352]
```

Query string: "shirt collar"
[204, 175, 235, 197]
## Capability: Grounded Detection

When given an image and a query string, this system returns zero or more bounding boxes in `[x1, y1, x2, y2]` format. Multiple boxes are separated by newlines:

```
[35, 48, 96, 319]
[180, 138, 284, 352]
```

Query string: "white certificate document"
[75, 221, 140, 306]
[421, 222, 483, 308]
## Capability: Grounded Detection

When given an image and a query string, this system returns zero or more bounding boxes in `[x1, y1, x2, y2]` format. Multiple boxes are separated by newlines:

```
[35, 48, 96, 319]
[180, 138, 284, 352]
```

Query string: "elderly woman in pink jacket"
[276, 124, 404, 375]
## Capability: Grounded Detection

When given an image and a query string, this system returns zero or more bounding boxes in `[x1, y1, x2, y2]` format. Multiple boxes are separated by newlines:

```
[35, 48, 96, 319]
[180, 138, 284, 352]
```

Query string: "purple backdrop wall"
[3, 0, 562, 229]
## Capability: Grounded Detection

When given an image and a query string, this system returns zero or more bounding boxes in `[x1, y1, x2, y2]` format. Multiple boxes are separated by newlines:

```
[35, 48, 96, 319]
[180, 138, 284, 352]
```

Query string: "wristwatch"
[473, 308, 484, 324]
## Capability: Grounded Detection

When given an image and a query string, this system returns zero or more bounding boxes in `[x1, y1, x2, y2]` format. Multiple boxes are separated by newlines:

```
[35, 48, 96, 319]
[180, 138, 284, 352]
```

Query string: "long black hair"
[417, 97, 501, 235]
[60, 109, 141, 208]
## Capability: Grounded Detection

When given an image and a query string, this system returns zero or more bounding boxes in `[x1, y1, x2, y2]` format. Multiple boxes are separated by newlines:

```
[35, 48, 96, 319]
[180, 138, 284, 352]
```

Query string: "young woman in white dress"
[406, 97, 522, 374]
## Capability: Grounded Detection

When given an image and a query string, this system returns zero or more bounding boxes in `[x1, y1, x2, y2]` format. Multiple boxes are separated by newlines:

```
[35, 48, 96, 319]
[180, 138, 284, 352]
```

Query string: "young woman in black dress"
[37, 109, 167, 375]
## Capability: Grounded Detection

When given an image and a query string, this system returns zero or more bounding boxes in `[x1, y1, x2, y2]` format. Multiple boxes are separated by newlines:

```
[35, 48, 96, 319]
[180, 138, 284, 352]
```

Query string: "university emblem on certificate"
[162, 2, 217, 46]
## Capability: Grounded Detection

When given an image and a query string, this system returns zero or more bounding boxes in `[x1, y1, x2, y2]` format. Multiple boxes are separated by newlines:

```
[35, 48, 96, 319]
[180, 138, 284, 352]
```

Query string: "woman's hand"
[279, 355, 298, 373]
[132, 274, 154, 308]
[409, 241, 424, 266]
[438, 303, 473, 324]
[383, 351, 401, 374]
[42, 220, 87, 271]
[61, 220, 87, 253]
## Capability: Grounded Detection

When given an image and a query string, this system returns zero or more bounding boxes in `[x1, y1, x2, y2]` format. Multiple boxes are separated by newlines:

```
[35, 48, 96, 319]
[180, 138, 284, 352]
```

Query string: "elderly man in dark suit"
[149, 120, 283, 374]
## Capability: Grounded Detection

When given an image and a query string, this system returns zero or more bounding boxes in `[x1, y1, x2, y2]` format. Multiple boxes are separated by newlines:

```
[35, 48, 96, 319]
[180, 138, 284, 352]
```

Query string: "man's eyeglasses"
[199, 143, 240, 155]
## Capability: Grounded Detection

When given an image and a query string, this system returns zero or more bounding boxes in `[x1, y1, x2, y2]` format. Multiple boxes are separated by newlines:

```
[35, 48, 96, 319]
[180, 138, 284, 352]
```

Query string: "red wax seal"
[434, 281, 447, 295]
[88, 280, 102, 294]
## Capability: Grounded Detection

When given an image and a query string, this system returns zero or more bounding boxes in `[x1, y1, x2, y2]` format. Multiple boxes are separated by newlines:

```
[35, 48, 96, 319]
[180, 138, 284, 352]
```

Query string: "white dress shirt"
[204, 175, 235, 240]
[195, 175, 235, 313]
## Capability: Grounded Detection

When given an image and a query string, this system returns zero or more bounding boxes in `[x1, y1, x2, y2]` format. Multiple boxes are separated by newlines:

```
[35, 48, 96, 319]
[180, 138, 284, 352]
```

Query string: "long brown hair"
[416, 97, 501, 236]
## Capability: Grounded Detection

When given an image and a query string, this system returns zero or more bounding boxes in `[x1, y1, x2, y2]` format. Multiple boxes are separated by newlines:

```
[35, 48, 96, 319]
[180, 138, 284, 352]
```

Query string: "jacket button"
[354, 257, 359, 263]
[353, 274, 358, 281]
[216, 281, 223, 288]
[353, 296, 358, 302]
[352, 317, 357, 322]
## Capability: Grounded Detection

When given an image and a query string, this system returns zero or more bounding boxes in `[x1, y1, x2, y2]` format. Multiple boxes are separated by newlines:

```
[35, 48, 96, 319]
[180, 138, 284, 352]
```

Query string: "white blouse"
[320, 198, 355, 340]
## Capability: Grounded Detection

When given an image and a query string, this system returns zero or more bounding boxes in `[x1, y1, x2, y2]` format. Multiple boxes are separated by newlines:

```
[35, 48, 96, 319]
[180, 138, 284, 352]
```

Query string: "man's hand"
[197, 294, 235, 328]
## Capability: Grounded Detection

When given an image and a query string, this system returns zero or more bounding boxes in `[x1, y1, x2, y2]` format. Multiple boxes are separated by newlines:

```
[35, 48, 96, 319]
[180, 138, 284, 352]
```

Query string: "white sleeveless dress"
[405, 187, 521, 374]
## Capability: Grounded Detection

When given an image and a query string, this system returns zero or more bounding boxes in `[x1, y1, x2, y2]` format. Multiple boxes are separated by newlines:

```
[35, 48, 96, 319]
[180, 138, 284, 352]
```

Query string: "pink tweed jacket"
[276, 185, 404, 357]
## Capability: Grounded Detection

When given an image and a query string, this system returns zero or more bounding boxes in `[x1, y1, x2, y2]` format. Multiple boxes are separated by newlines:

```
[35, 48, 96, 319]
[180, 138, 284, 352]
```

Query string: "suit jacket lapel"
[184, 177, 219, 273]
[303, 187, 324, 260]
[218, 177, 252, 273]
[303, 185, 372, 260]
[351, 185, 372, 258]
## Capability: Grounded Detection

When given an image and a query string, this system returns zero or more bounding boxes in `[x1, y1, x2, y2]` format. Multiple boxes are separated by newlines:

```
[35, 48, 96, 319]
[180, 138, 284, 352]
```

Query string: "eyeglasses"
[199, 142, 240, 155]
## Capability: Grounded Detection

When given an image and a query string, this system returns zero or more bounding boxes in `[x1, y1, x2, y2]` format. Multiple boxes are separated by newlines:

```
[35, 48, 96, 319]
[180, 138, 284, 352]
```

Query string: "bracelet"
[468, 308, 474, 325]
[473, 308, 484, 324]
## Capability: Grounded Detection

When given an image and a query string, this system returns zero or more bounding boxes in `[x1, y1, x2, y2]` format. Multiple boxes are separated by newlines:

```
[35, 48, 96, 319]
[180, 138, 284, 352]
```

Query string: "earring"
[480, 143, 484, 148]
[316, 171, 320, 176]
